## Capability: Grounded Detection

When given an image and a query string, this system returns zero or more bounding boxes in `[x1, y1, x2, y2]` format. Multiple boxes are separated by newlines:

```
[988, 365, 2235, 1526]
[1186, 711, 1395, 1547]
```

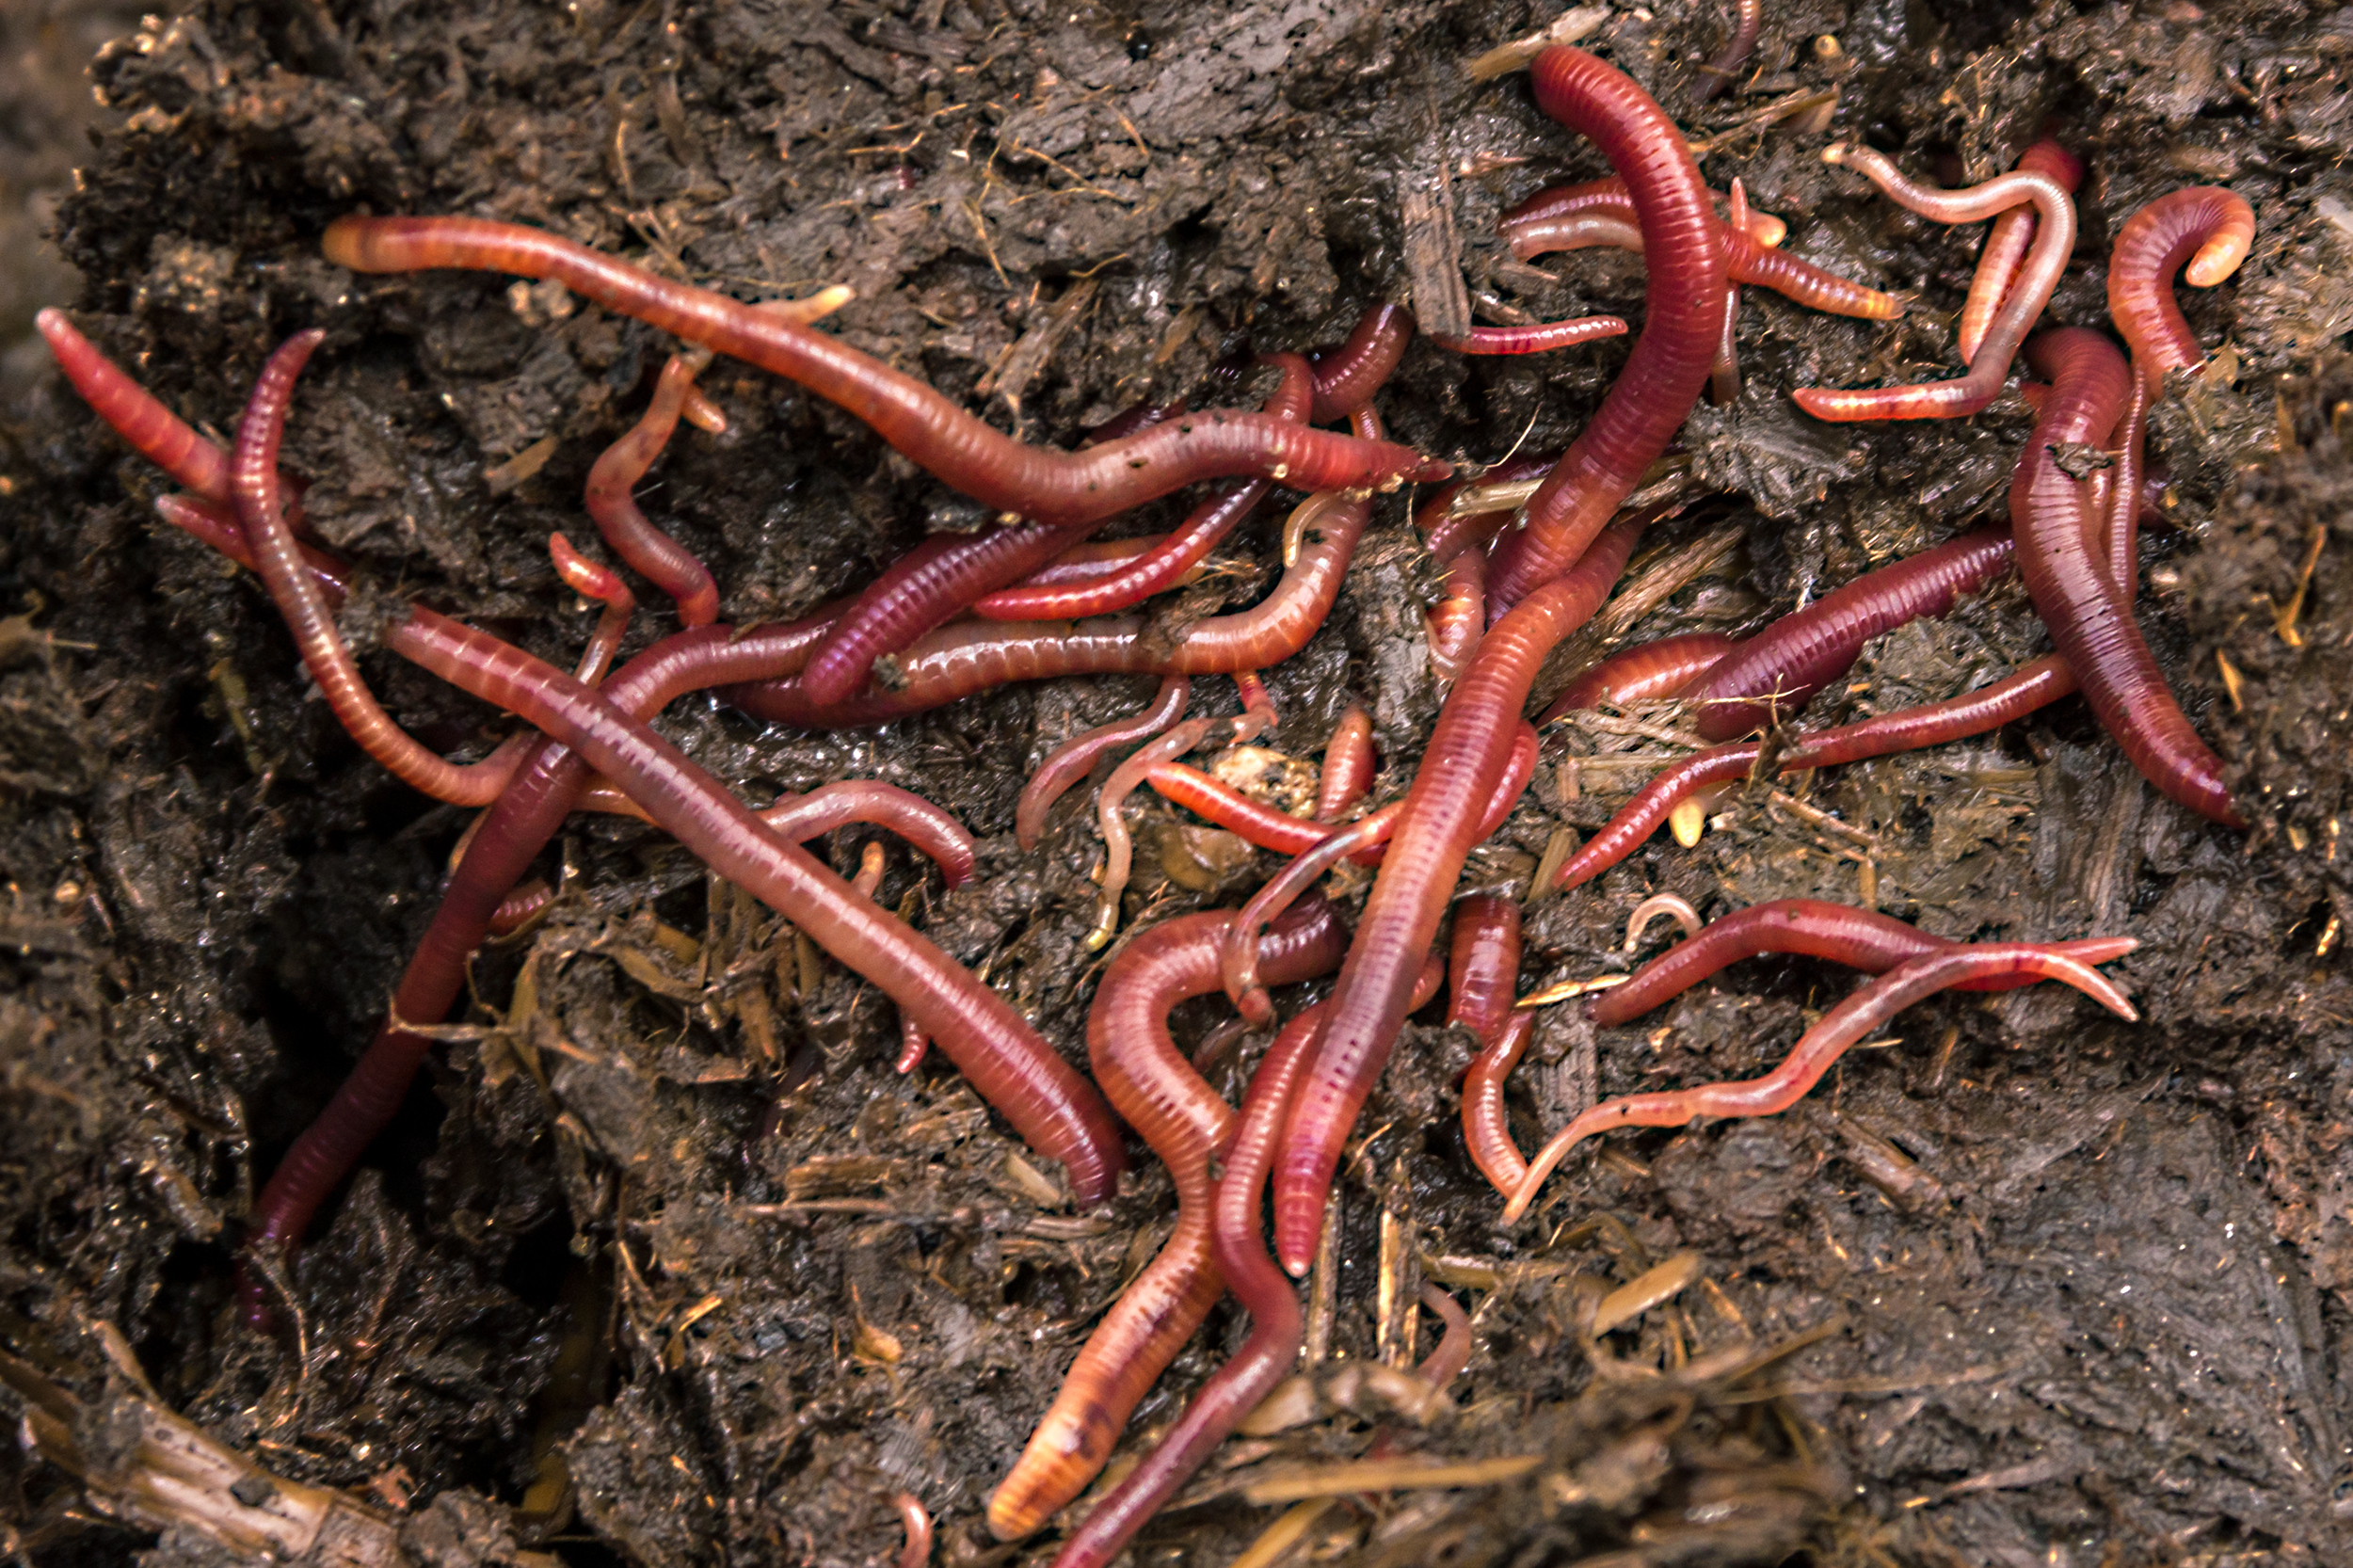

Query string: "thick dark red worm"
[584, 354, 722, 626]
[807, 357, 1317, 701]
[1793, 146, 2074, 422]
[1693, 0, 1763, 102]
[1306, 304, 1417, 423]
[1589, 900, 2140, 1026]
[1552, 653, 2079, 890]
[1314, 704, 1376, 821]
[1503, 942, 2137, 1220]
[1958, 141, 2085, 363]
[1275, 509, 1650, 1274]
[2016, 330, 2239, 824]
[1484, 49, 1729, 610]
[1428, 317, 1630, 356]
[2106, 187, 2255, 392]
[2100, 371, 2151, 597]
[242, 608, 854, 1309]
[1045, 957, 1445, 1568]
[1462, 1009, 1537, 1197]
[1501, 195, 1901, 322]
[1016, 676, 1192, 851]
[1222, 722, 1536, 1021]
[1680, 526, 2018, 741]
[987, 903, 1348, 1542]
[1540, 631, 1737, 721]
[392, 610, 1128, 1207]
[1447, 893, 1522, 1047]
[324, 218, 1448, 523]
[726, 494, 1373, 727]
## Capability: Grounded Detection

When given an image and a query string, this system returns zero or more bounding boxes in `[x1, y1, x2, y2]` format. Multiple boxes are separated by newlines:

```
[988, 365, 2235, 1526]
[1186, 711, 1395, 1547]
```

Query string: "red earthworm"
[1314, 703, 1376, 821]
[725, 494, 1373, 727]
[1306, 303, 1417, 423]
[2100, 371, 2151, 596]
[547, 532, 634, 686]
[1958, 141, 2085, 363]
[891, 1493, 933, 1568]
[970, 483, 1255, 620]
[2016, 329, 2239, 824]
[1500, 178, 1786, 250]
[2106, 186, 2255, 392]
[486, 878, 556, 937]
[1091, 712, 1226, 950]
[1503, 941, 2138, 1220]
[1540, 631, 1737, 721]
[1417, 1280, 1475, 1390]
[584, 353, 722, 626]
[1016, 675, 1192, 851]
[392, 610, 1128, 1206]
[994, 535, 1166, 590]
[323, 217, 1449, 523]
[896, 1016, 931, 1074]
[763, 783, 977, 888]
[244, 610, 855, 1307]
[1503, 202, 1900, 322]
[1417, 457, 1558, 682]
[1047, 953, 1446, 1568]
[1447, 892, 1522, 1047]
[987, 902, 1348, 1542]
[1462, 1009, 1537, 1197]
[153, 492, 352, 598]
[1589, 899, 2142, 1027]
[1623, 892, 1702, 952]
[1792, 145, 2074, 422]
[1680, 525, 2018, 740]
[1693, 0, 1763, 102]
[1483, 49, 1729, 610]
[1085, 401, 1183, 445]
[1223, 723, 1536, 1022]
[1275, 507, 1651, 1273]
[1427, 317, 1630, 356]
[231, 331, 536, 808]
[38, 309, 234, 503]
[1146, 763, 1377, 860]
[1551, 653, 2079, 890]
[849, 839, 888, 897]
[808, 356, 1317, 700]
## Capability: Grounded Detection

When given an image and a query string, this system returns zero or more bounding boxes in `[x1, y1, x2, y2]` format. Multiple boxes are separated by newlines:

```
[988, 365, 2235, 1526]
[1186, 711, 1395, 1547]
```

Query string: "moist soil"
[4, 1, 2353, 1564]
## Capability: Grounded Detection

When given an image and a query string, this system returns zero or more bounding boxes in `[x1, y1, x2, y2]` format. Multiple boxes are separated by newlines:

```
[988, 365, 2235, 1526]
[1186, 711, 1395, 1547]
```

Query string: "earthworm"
[1222, 722, 1537, 1021]
[584, 353, 722, 626]
[1306, 303, 1417, 423]
[1462, 1009, 1537, 1196]
[1551, 654, 2078, 890]
[1314, 704, 1376, 821]
[1693, 0, 1763, 102]
[1958, 141, 2085, 363]
[1502, 941, 2138, 1221]
[987, 903, 1348, 1542]
[230, 331, 536, 808]
[806, 356, 1316, 700]
[970, 482, 1259, 620]
[547, 533, 634, 686]
[1589, 900, 2142, 1026]
[726, 494, 1372, 726]
[37, 308, 237, 504]
[759, 783, 978, 888]
[2100, 371, 2151, 596]
[1417, 1281, 1474, 1390]
[1484, 49, 1729, 610]
[1447, 892, 1522, 1047]
[849, 839, 888, 897]
[2106, 186, 2256, 392]
[392, 610, 1128, 1205]
[1046, 954, 1446, 1568]
[1428, 317, 1630, 356]
[1016, 676, 1192, 851]
[992, 536, 1166, 590]
[1540, 630, 1737, 720]
[1792, 145, 2074, 422]
[1679, 525, 2018, 740]
[322, 217, 1449, 520]
[891, 1494, 933, 1568]
[1502, 197, 1901, 321]
[2015, 329, 2239, 824]
[242, 607, 856, 1304]
[1623, 892, 1703, 952]
[1275, 508, 1651, 1274]
[1417, 457, 1558, 681]
[1500, 178, 1785, 250]
[1089, 712, 1228, 950]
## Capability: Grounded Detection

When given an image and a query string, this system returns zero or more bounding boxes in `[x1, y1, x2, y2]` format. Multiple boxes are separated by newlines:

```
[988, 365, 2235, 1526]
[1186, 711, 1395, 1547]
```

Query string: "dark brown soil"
[4, 1, 2352, 1565]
